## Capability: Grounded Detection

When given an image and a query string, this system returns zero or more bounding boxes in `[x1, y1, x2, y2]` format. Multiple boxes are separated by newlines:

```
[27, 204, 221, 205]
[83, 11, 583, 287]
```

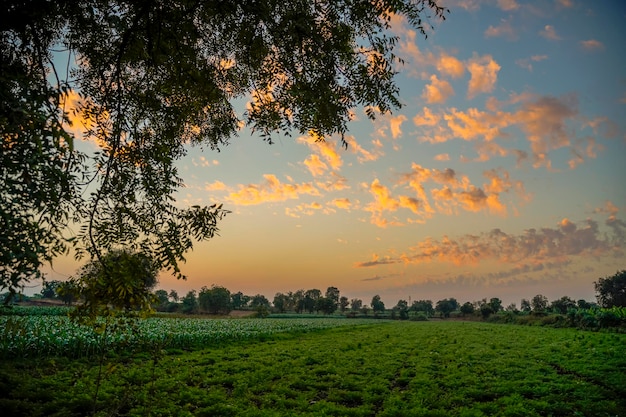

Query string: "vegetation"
[595, 270, 626, 308]
[1, 319, 624, 416]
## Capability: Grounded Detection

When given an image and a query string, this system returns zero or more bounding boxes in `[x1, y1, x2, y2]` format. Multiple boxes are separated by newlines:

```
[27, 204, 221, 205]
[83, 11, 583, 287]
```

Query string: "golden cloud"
[227, 174, 319, 206]
[467, 54, 501, 99]
[422, 75, 455, 104]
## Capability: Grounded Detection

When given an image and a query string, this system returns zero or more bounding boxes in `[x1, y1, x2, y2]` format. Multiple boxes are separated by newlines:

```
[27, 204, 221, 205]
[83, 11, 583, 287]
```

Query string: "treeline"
[12, 271, 626, 330]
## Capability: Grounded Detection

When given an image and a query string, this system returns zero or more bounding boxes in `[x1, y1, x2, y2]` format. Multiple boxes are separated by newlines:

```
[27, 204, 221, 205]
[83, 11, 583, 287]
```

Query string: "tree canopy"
[1, 0, 447, 298]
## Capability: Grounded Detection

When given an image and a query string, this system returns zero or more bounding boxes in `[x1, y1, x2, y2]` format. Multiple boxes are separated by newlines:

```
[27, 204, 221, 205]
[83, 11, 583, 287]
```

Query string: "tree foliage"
[198, 285, 232, 315]
[595, 270, 626, 308]
[66, 250, 159, 322]
[1, 0, 447, 297]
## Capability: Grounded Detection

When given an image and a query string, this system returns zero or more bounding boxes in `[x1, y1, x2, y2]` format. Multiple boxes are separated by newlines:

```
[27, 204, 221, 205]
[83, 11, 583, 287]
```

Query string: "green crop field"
[1, 318, 625, 416]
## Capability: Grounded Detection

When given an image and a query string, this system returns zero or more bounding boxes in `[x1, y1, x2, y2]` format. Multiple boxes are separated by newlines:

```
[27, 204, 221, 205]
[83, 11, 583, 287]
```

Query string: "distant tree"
[154, 289, 169, 309]
[577, 299, 593, 309]
[304, 289, 321, 313]
[361, 305, 370, 316]
[594, 270, 626, 308]
[350, 298, 363, 312]
[231, 291, 250, 310]
[531, 294, 548, 313]
[181, 290, 198, 314]
[40, 280, 61, 299]
[57, 281, 79, 306]
[198, 286, 232, 315]
[250, 294, 271, 310]
[371, 295, 385, 315]
[273, 292, 289, 313]
[435, 298, 458, 318]
[393, 300, 409, 320]
[479, 303, 494, 319]
[520, 299, 532, 312]
[505, 303, 518, 312]
[488, 298, 502, 313]
[411, 300, 434, 317]
[325, 287, 340, 305]
[316, 297, 337, 315]
[169, 290, 179, 302]
[550, 296, 576, 314]
[460, 302, 475, 316]
[339, 296, 349, 312]
[293, 290, 306, 313]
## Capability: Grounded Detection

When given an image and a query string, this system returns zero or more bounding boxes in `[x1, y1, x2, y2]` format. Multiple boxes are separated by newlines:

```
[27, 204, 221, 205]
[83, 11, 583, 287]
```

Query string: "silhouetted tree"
[435, 298, 458, 318]
[339, 296, 349, 312]
[595, 270, 626, 308]
[198, 285, 232, 315]
[411, 300, 435, 317]
[1, 0, 447, 300]
[350, 298, 363, 312]
[371, 295, 385, 315]
[460, 302, 475, 316]
[550, 296, 576, 314]
[531, 294, 548, 313]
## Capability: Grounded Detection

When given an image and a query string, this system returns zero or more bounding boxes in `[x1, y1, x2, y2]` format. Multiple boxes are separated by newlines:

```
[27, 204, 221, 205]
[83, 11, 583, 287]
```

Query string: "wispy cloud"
[539, 25, 561, 41]
[580, 39, 604, 51]
[355, 215, 626, 268]
[485, 18, 517, 40]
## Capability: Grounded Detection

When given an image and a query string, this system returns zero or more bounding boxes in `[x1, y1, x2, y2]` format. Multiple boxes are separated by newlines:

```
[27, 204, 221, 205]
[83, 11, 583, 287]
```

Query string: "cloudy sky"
[46, 0, 626, 307]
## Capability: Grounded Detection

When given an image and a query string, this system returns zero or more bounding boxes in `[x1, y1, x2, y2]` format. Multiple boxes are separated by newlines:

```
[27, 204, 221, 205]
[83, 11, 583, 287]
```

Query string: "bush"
[410, 312, 429, 321]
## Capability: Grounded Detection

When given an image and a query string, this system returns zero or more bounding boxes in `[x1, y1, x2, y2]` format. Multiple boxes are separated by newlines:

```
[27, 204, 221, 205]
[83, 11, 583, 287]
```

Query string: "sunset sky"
[43, 0, 626, 308]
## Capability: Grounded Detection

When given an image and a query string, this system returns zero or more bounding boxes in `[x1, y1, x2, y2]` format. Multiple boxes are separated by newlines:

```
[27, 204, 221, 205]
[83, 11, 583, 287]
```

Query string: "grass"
[0, 320, 624, 416]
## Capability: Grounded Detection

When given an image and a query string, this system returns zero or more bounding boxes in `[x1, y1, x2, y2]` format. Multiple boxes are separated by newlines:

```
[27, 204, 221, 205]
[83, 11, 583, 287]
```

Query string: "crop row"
[0, 316, 376, 358]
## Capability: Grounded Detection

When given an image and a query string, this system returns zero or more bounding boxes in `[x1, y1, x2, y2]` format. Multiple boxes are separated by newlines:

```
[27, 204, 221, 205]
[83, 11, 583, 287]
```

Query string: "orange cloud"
[227, 174, 319, 206]
[422, 75, 455, 104]
[497, 0, 519, 10]
[204, 181, 227, 191]
[363, 179, 423, 227]
[434, 153, 450, 161]
[467, 55, 501, 99]
[436, 54, 465, 79]
[316, 172, 350, 192]
[332, 198, 352, 210]
[389, 115, 407, 139]
[303, 154, 328, 177]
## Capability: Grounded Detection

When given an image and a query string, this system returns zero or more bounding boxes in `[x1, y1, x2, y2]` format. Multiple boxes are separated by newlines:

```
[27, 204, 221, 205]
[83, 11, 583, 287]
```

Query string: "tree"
[594, 270, 626, 308]
[411, 300, 434, 317]
[316, 297, 337, 315]
[67, 250, 159, 321]
[304, 289, 322, 313]
[250, 294, 271, 310]
[1, 0, 447, 299]
[231, 291, 250, 310]
[488, 297, 502, 313]
[57, 280, 79, 306]
[169, 290, 179, 302]
[550, 296, 576, 314]
[40, 280, 62, 299]
[198, 285, 232, 315]
[393, 299, 409, 320]
[531, 294, 548, 313]
[520, 299, 532, 312]
[435, 298, 458, 318]
[371, 295, 385, 315]
[181, 290, 198, 314]
[273, 292, 289, 313]
[460, 302, 475, 316]
[350, 298, 363, 312]
[154, 289, 169, 309]
[339, 296, 349, 312]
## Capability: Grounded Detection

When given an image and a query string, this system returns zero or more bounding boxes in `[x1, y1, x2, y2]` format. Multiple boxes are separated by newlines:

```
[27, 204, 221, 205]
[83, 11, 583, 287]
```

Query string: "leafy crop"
[1, 321, 624, 416]
[0, 316, 371, 358]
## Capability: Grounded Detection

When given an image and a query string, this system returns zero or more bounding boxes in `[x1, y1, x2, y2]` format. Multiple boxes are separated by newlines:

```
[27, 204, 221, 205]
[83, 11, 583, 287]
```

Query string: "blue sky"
[45, 0, 626, 308]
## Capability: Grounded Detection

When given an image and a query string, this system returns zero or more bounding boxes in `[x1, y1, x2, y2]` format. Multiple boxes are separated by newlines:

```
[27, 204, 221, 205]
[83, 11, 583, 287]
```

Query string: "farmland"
[1, 316, 625, 416]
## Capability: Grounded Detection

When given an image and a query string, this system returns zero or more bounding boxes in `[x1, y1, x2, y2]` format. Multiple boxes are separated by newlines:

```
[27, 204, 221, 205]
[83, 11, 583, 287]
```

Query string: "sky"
[43, 0, 626, 308]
